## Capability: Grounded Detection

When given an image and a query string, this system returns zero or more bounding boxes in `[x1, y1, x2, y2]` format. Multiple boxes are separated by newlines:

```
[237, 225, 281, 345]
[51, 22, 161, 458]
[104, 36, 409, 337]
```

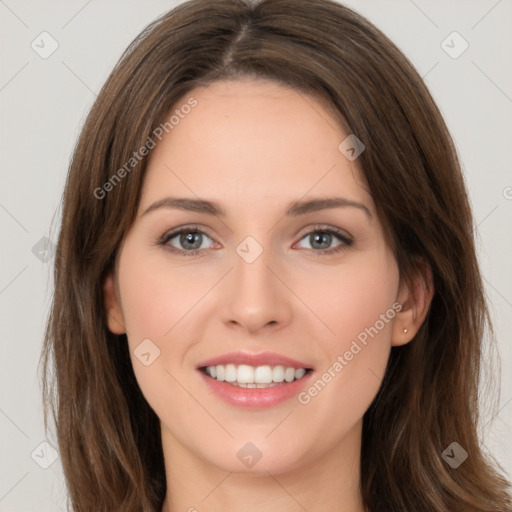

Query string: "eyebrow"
[286, 197, 372, 219]
[141, 196, 372, 219]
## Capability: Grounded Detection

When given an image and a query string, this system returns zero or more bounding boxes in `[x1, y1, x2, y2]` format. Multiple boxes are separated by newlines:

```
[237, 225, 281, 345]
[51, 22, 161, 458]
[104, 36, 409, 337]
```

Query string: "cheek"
[296, 249, 398, 415]
[117, 248, 214, 342]
[302, 248, 399, 346]
[331, 269, 397, 346]
[116, 246, 225, 408]
[115, 248, 204, 420]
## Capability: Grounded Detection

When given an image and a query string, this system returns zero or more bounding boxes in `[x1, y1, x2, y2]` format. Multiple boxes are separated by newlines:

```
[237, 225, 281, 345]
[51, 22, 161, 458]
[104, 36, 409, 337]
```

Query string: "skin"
[104, 78, 433, 512]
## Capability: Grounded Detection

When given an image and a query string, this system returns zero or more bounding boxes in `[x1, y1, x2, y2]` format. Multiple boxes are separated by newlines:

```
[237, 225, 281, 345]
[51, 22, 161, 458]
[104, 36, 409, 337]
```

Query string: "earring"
[403, 328, 408, 334]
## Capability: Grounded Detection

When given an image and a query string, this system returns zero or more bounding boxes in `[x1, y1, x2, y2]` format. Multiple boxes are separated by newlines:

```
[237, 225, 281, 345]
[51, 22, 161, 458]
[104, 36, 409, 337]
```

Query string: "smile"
[202, 364, 308, 388]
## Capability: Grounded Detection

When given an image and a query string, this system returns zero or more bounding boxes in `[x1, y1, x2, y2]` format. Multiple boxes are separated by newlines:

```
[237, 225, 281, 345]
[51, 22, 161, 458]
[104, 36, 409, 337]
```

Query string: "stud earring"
[403, 328, 408, 334]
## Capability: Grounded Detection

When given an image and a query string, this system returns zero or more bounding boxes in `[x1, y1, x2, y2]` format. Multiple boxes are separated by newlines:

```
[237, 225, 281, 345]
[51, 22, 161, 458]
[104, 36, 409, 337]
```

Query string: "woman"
[40, 0, 512, 510]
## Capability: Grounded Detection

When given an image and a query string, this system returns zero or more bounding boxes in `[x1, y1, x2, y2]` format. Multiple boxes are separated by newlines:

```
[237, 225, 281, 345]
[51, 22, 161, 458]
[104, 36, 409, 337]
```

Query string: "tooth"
[284, 367, 295, 382]
[295, 368, 306, 379]
[238, 383, 248, 388]
[272, 365, 285, 383]
[225, 364, 237, 382]
[208, 363, 307, 384]
[255, 365, 273, 384]
[216, 365, 225, 381]
[237, 364, 255, 384]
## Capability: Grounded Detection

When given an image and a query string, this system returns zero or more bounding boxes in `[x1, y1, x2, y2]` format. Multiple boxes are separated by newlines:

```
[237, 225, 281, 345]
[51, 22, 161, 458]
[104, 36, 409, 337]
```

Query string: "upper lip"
[197, 351, 313, 370]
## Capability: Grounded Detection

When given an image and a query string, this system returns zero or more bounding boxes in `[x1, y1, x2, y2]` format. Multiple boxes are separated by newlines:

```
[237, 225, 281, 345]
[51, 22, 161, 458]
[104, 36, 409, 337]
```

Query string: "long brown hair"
[40, 0, 512, 510]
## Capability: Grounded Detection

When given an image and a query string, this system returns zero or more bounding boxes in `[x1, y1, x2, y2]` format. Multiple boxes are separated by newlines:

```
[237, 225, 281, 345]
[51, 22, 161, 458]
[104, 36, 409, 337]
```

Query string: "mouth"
[197, 351, 314, 408]
[200, 364, 311, 388]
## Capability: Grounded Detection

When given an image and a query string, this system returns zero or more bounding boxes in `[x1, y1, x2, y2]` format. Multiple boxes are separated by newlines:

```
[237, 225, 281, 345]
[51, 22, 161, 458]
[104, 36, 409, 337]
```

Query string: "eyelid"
[296, 224, 353, 243]
[159, 224, 211, 242]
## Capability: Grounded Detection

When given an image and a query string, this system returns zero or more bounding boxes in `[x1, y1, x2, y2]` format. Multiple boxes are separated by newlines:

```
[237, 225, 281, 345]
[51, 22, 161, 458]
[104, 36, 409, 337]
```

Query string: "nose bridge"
[222, 234, 292, 332]
[233, 236, 275, 305]
[235, 243, 271, 293]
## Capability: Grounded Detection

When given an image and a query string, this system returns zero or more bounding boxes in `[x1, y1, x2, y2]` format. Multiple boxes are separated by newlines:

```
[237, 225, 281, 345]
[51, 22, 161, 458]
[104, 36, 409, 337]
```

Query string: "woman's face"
[105, 78, 406, 475]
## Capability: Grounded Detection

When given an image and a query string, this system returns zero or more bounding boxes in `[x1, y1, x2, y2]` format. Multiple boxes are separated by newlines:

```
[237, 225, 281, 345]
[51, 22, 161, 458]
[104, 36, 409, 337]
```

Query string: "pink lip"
[199, 370, 314, 408]
[196, 351, 312, 370]
[196, 351, 314, 409]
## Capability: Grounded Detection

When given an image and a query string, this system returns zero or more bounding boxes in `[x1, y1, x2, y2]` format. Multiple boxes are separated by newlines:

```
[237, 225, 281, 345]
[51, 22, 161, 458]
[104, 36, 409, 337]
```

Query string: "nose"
[221, 243, 293, 335]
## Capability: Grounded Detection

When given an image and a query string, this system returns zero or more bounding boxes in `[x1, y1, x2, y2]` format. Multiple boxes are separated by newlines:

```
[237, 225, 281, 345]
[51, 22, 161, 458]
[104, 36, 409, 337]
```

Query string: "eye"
[295, 227, 353, 254]
[160, 227, 215, 254]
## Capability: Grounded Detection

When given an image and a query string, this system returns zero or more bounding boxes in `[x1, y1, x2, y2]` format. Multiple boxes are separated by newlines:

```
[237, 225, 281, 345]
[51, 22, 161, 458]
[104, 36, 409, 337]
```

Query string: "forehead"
[140, 78, 371, 211]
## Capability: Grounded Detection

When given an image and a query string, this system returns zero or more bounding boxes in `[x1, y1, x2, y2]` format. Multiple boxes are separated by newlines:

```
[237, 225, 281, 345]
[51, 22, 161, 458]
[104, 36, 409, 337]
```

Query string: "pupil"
[311, 232, 331, 249]
[181, 232, 201, 249]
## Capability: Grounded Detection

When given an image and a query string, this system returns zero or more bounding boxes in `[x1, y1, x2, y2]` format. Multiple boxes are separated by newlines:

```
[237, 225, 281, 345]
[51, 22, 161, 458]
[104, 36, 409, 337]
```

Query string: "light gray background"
[1, 1, 511, 510]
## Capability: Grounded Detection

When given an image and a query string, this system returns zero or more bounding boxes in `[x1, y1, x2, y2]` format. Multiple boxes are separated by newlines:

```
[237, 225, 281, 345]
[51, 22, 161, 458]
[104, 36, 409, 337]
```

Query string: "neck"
[160, 421, 365, 512]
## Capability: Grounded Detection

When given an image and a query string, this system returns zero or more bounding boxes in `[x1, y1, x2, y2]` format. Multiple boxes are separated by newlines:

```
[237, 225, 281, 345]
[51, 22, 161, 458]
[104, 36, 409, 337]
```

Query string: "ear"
[103, 273, 126, 335]
[392, 260, 434, 347]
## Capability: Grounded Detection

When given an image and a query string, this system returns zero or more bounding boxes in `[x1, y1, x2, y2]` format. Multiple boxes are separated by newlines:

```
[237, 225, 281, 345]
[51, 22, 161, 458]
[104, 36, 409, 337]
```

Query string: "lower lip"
[199, 370, 314, 408]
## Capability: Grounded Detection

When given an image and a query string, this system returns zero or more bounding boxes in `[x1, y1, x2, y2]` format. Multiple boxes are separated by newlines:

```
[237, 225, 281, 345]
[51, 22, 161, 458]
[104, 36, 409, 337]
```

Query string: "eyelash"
[157, 224, 354, 257]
